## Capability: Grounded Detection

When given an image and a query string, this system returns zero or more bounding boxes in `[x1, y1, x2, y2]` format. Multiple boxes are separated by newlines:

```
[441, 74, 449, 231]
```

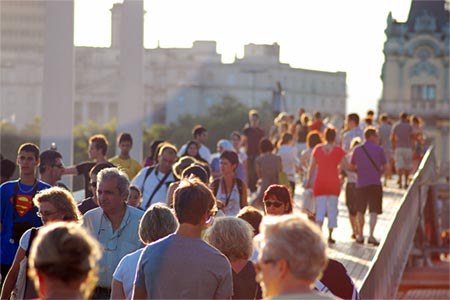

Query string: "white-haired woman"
[204, 217, 261, 299]
[253, 214, 333, 299]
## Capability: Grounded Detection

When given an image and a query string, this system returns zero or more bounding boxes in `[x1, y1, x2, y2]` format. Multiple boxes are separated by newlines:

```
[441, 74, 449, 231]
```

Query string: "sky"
[74, 0, 413, 118]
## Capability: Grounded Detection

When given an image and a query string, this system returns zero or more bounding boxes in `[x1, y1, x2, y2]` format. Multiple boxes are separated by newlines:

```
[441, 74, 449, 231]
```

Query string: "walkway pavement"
[292, 177, 405, 289]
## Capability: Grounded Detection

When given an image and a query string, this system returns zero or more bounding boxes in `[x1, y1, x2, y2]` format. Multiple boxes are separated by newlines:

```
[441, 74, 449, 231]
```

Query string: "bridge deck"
[292, 178, 405, 289]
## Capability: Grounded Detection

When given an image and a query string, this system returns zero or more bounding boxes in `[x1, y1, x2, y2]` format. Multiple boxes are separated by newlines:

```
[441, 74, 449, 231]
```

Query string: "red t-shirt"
[312, 145, 345, 196]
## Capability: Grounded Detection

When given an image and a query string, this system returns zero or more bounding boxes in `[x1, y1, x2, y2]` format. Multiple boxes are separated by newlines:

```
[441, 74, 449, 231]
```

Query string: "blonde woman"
[28, 222, 101, 299]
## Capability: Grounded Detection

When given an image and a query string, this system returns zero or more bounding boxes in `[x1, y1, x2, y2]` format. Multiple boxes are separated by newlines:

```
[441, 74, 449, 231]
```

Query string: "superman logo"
[10, 194, 33, 217]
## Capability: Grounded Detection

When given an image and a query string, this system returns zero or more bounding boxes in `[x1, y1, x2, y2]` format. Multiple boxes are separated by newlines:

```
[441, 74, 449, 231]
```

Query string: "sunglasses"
[36, 210, 58, 218]
[263, 201, 284, 208]
[206, 209, 218, 224]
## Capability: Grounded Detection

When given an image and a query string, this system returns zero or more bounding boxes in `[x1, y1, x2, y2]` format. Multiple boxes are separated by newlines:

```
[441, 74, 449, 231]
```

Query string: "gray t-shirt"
[378, 122, 392, 150]
[135, 234, 233, 299]
[392, 121, 413, 148]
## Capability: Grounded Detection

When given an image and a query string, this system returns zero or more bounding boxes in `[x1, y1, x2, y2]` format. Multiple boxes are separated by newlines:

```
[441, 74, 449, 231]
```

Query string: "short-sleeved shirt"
[378, 123, 393, 150]
[243, 126, 265, 155]
[0, 180, 49, 265]
[312, 145, 345, 197]
[109, 156, 142, 181]
[113, 248, 143, 300]
[135, 234, 233, 299]
[83, 206, 144, 288]
[392, 120, 413, 148]
[131, 167, 176, 209]
[351, 141, 387, 188]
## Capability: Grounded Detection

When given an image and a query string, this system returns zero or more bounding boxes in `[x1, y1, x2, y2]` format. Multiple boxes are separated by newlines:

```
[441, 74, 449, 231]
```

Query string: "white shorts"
[315, 195, 338, 228]
[395, 147, 413, 171]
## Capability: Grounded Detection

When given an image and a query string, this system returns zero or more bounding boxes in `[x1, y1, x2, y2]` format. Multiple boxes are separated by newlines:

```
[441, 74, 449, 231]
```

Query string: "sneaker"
[368, 237, 380, 246]
[328, 237, 336, 244]
[356, 236, 364, 244]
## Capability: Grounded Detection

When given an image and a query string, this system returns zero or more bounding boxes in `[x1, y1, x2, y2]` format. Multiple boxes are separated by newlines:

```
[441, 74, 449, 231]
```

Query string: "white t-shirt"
[131, 167, 176, 210]
[216, 181, 240, 216]
[277, 144, 298, 182]
[113, 248, 143, 300]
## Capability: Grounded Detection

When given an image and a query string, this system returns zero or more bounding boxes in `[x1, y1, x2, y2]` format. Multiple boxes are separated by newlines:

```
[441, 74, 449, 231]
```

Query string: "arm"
[111, 279, 126, 300]
[241, 181, 248, 207]
[306, 156, 316, 189]
[63, 166, 78, 175]
[0, 247, 26, 299]
[132, 286, 147, 300]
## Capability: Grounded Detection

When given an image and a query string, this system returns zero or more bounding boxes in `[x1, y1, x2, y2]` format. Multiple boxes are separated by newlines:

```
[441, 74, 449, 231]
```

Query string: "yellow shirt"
[109, 156, 142, 181]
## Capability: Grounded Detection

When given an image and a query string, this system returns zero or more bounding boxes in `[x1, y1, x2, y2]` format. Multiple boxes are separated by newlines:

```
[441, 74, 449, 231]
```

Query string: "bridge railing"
[359, 146, 437, 299]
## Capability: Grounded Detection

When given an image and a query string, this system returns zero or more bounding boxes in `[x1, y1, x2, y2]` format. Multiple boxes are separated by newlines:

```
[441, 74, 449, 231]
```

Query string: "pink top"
[312, 145, 345, 197]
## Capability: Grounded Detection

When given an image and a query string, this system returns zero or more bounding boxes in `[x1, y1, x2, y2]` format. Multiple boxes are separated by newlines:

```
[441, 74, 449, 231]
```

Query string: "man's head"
[379, 113, 388, 123]
[364, 127, 379, 143]
[192, 125, 208, 145]
[39, 150, 64, 185]
[313, 111, 322, 121]
[173, 177, 217, 226]
[249, 109, 260, 126]
[17, 143, 40, 177]
[117, 133, 133, 156]
[96, 167, 129, 215]
[346, 113, 360, 128]
[399, 112, 408, 121]
[157, 143, 178, 174]
[88, 134, 109, 160]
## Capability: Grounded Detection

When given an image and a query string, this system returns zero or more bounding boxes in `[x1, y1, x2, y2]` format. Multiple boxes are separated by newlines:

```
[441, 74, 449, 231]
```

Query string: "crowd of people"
[0, 107, 428, 299]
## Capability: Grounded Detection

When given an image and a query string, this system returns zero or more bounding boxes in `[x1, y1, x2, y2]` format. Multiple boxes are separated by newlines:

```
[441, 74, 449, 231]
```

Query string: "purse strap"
[361, 146, 380, 173]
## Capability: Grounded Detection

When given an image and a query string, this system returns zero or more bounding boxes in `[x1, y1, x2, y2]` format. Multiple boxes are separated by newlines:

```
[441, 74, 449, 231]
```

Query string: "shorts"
[315, 195, 338, 228]
[395, 147, 413, 171]
[345, 182, 358, 216]
[356, 185, 382, 214]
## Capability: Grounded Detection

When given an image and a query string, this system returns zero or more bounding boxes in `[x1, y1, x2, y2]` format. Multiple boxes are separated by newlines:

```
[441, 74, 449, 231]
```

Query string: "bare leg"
[356, 212, 365, 243]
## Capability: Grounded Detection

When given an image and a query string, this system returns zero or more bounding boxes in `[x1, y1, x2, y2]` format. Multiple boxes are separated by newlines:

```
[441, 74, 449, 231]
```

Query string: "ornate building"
[0, 2, 346, 131]
[378, 0, 449, 165]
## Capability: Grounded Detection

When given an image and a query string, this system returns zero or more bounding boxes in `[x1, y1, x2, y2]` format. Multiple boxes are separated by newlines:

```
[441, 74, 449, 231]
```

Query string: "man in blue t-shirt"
[0, 143, 50, 281]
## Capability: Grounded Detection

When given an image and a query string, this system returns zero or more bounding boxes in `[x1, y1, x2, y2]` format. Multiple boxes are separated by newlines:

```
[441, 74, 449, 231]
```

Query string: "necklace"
[18, 180, 37, 194]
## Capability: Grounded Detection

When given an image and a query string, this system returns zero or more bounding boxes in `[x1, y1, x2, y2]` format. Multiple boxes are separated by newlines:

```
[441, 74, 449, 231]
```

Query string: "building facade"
[378, 0, 449, 165]
[0, 2, 346, 132]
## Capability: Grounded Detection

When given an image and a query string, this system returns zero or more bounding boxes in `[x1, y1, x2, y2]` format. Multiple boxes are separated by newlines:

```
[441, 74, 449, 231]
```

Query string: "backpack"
[210, 177, 245, 208]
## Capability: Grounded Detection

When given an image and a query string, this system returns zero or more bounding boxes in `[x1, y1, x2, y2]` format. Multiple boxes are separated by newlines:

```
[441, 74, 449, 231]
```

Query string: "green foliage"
[142, 96, 254, 154]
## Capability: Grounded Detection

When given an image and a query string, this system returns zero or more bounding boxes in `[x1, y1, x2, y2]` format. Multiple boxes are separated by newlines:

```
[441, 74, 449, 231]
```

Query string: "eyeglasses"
[36, 210, 58, 218]
[253, 258, 278, 273]
[263, 201, 284, 208]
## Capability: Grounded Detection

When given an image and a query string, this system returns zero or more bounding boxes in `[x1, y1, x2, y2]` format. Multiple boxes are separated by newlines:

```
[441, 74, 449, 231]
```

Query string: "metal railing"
[359, 146, 437, 299]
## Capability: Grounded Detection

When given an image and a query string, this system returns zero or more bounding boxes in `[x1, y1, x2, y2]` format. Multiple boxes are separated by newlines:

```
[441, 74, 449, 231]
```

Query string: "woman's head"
[217, 139, 234, 153]
[204, 216, 254, 262]
[128, 185, 142, 208]
[263, 185, 293, 215]
[184, 140, 200, 157]
[139, 203, 179, 244]
[253, 215, 327, 298]
[220, 150, 239, 174]
[33, 186, 81, 224]
[306, 130, 323, 149]
[324, 127, 337, 143]
[28, 222, 101, 299]
[172, 156, 197, 179]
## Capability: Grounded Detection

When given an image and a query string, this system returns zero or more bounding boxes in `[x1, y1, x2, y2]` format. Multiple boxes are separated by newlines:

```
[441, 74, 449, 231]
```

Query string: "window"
[411, 84, 436, 101]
